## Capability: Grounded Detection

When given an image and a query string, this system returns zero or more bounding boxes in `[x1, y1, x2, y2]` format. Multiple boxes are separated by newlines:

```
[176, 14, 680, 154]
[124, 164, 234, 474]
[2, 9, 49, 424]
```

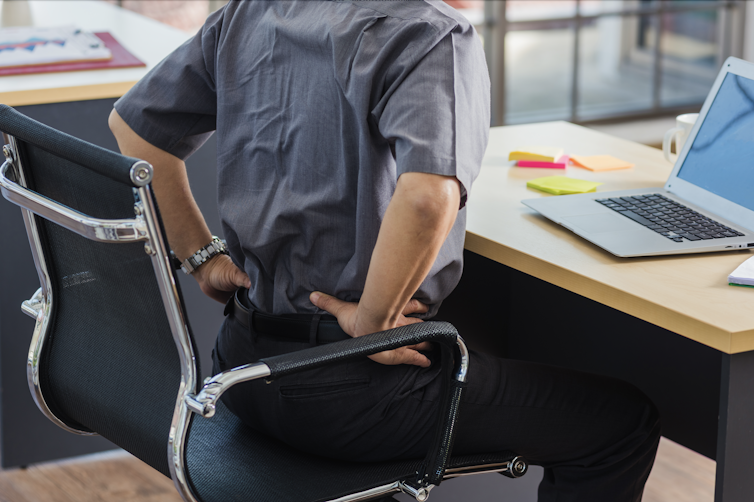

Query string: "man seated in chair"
[109, 1, 660, 500]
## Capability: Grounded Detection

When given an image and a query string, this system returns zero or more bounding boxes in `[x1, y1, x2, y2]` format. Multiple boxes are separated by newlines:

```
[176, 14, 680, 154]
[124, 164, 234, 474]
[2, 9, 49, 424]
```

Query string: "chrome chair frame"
[0, 124, 527, 502]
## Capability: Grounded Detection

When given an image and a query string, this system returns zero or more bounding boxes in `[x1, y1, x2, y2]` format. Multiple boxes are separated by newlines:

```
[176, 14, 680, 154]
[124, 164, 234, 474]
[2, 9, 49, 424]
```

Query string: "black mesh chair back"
[0, 105, 192, 478]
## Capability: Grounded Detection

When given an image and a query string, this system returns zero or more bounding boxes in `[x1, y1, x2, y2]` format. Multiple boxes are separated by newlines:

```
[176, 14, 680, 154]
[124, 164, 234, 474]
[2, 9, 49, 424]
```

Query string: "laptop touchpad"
[562, 213, 640, 234]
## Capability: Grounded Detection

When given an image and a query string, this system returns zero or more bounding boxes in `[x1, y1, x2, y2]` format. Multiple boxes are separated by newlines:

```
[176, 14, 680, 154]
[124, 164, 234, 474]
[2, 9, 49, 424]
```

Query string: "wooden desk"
[454, 121, 754, 502]
[0, 1, 227, 469]
[0, 0, 191, 106]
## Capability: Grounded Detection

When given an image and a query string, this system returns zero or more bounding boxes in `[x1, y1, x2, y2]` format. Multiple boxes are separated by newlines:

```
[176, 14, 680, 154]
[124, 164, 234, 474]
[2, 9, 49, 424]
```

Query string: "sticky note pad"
[509, 147, 564, 163]
[570, 155, 634, 171]
[527, 176, 603, 195]
[517, 155, 569, 169]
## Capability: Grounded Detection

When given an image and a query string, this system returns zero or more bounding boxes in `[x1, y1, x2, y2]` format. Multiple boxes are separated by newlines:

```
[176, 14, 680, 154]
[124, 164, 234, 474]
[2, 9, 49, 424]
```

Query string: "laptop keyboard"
[595, 194, 745, 243]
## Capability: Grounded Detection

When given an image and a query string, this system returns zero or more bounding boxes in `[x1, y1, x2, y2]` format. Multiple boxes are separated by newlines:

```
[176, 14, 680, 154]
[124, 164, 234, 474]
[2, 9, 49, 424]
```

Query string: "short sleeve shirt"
[115, 0, 490, 317]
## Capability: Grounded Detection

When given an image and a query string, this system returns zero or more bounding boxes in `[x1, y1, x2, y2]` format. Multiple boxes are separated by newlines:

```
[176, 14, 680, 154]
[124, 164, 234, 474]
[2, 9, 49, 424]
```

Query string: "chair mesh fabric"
[185, 400, 517, 502]
[18, 140, 183, 477]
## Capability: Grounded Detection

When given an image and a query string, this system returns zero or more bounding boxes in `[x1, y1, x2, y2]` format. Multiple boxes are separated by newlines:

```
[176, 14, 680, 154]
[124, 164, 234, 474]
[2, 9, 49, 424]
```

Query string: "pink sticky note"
[516, 155, 569, 169]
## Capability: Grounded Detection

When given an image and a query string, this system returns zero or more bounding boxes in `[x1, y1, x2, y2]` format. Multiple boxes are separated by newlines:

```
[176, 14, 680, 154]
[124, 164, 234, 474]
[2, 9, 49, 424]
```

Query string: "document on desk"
[729, 255, 754, 287]
[0, 26, 111, 68]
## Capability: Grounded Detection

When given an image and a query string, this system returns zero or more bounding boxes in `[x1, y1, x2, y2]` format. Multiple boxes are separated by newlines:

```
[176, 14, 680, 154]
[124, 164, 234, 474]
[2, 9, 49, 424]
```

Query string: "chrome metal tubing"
[21, 287, 44, 318]
[323, 478, 437, 502]
[454, 334, 469, 383]
[444, 461, 510, 478]
[326, 481, 401, 502]
[136, 186, 201, 502]
[443, 456, 529, 480]
[129, 160, 153, 187]
[399, 481, 433, 501]
[0, 159, 148, 243]
[444, 467, 509, 479]
[4, 135, 97, 437]
[23, 285, 97, 436]
[185, 362, 271, 418]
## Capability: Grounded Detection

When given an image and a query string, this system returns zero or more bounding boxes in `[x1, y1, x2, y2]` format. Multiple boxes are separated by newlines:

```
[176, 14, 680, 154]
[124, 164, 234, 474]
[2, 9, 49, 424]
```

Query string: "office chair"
[0, 104, 527, 502]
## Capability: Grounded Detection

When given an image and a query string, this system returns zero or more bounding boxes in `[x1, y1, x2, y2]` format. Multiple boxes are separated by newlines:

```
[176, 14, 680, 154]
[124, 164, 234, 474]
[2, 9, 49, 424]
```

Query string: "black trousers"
[213, 304, 661, 502]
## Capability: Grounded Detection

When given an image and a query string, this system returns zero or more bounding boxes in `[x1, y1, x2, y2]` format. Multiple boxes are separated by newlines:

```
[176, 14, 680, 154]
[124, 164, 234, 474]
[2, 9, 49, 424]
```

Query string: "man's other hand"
[195, 255, 251, 304]
[309, 291, 432, 367]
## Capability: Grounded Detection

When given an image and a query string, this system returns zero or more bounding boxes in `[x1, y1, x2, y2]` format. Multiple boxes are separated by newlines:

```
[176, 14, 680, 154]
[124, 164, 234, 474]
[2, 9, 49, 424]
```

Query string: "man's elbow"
[396, 173, 461, 226]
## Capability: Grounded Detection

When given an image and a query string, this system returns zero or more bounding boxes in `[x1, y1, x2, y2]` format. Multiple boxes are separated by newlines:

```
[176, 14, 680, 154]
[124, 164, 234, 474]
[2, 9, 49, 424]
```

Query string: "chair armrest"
[185, 321, 469, 488]
[262, 320, 464, 379]
[186, 321, 465, 417]
[185, 361, 271, 418]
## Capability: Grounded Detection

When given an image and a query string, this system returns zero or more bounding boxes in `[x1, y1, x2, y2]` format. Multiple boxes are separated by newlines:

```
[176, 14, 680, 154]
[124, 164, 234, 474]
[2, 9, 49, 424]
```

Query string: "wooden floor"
[0, 437, 714, 502]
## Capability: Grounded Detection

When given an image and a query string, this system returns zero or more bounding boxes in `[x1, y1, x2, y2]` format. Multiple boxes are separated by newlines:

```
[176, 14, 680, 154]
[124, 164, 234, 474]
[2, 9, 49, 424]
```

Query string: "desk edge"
[464, 231, 754, 354]
[0, 82, 136, 107]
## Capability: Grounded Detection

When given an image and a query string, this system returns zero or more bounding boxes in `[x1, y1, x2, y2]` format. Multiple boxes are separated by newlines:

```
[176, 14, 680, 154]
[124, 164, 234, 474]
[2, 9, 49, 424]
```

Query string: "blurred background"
[103, 0, 751, 146]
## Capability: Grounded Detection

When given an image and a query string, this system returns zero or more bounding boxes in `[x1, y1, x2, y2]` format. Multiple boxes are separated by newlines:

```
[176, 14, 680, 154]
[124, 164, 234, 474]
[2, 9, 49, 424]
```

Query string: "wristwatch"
[181, 236, 229, 275]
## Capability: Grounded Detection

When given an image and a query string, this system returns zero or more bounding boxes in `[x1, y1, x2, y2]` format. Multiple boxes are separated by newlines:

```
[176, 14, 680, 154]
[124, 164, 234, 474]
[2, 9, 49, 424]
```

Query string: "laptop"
[522, 56, 754, 258]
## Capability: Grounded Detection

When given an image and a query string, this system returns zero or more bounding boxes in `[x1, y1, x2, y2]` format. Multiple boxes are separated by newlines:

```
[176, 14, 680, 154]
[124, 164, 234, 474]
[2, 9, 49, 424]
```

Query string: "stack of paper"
[526, 176, 603, 195]
[729, 255, 754, 288]
[570, 155, 634, 171]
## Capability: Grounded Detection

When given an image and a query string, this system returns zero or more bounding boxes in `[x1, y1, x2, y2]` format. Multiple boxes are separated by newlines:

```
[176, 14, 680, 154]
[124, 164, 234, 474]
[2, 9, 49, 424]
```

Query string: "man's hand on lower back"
[309, 291, 432, 368]
[195, 255, 251, 304]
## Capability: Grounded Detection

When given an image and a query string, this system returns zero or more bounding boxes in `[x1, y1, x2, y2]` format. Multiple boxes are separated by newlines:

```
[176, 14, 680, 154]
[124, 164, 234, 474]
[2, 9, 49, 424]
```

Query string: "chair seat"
[185, 401, 516, 502]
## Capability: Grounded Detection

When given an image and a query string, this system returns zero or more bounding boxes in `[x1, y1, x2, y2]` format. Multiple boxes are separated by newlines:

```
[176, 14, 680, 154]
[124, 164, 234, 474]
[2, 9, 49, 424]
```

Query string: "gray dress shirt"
[115, 0, 490, 317]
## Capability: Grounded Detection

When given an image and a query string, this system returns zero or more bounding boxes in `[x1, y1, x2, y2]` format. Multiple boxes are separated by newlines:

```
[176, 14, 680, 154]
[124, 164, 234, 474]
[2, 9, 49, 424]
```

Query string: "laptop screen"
[676, 73, 754, 212]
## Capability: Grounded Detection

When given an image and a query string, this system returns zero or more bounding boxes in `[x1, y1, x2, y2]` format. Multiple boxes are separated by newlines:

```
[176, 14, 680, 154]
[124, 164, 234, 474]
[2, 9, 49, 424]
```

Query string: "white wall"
[743, 0, 754, 63]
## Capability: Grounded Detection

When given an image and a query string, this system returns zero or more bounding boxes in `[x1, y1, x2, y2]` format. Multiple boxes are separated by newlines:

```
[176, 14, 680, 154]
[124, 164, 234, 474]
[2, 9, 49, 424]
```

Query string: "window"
[477, 0, 745, 125]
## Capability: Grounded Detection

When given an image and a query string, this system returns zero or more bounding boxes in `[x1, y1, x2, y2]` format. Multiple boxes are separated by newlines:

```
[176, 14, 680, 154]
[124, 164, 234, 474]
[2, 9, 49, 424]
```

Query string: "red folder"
[0, 32, 145, 77]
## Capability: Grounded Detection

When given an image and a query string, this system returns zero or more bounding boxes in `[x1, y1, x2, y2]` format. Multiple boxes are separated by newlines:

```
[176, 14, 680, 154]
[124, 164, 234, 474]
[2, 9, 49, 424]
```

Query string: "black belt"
[226, 288, 350, 344]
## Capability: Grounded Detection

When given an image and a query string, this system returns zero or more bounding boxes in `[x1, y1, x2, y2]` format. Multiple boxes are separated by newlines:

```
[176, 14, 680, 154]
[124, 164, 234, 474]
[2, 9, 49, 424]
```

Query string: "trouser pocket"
[279, 377, 370, 399]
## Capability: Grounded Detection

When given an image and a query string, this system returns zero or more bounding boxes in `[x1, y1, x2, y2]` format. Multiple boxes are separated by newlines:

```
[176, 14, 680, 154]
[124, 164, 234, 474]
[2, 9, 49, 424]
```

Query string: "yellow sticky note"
[527, 176, 603, 195]
[570, 155, 634, 171]
[509, 147, 564, 163]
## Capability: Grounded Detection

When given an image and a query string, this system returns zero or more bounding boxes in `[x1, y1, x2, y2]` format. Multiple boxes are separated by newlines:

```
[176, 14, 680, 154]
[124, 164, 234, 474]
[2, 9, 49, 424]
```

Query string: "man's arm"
[310, 172, 461, 367]
[108, 110, 250, 303]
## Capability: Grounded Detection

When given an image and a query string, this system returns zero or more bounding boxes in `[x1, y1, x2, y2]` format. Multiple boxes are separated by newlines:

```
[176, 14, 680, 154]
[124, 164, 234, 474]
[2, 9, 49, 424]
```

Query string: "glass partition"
[482, 0, 745, 125]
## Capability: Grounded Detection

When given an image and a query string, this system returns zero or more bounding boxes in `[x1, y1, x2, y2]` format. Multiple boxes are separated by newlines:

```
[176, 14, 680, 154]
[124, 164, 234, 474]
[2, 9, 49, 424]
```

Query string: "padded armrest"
[186, 321, 460, 417]
[185, 321, 467, 488]
[261, 321, 459, 378]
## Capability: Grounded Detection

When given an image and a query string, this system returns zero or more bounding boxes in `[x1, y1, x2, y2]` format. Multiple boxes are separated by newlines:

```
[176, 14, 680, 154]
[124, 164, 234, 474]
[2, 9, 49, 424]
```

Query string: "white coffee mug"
[663, 113, 698, 163]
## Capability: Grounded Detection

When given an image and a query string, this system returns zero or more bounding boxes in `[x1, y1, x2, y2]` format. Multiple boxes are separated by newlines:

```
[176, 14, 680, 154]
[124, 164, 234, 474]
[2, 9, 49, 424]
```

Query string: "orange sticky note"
[570, 155, 634, 171]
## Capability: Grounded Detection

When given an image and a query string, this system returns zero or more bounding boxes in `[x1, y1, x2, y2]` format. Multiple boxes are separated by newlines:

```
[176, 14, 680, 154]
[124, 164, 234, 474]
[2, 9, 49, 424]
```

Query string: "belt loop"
[309, 314, 322, 347]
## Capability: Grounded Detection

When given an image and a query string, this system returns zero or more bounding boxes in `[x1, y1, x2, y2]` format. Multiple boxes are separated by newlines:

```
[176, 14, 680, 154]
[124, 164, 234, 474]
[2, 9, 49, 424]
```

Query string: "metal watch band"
[181, 236, 229, 275]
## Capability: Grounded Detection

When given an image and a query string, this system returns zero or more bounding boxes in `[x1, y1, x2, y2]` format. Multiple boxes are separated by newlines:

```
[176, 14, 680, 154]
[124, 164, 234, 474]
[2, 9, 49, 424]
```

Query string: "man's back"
[115, 0, 489, 315]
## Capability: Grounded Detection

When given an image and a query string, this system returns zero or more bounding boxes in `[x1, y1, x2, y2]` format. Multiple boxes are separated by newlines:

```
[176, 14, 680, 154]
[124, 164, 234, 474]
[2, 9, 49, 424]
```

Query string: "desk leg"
[715, 351, 754, 502]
